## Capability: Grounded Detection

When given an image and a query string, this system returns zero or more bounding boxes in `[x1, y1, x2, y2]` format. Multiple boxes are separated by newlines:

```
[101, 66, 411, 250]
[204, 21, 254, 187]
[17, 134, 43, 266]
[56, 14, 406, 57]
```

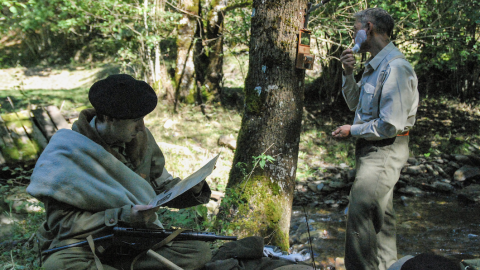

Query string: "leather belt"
[397, 131, 409, 136]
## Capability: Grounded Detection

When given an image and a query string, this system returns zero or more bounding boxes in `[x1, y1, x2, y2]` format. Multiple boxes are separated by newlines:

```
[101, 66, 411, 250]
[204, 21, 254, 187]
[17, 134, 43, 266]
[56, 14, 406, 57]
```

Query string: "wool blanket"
[27, 129, 156, 212]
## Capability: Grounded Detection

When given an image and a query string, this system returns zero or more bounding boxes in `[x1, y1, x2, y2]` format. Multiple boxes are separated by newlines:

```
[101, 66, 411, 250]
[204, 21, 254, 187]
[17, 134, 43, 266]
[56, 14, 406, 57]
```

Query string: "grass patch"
[0, 88, 90, 113]
[0, 210, 45, 269]
[146, 102, 241, 192]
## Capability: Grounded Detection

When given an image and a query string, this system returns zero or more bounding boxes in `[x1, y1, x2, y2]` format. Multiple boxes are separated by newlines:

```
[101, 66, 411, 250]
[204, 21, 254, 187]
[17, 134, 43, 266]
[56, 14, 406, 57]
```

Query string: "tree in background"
[196, 0, 252, 101]
[178, 0, 252, 111]
[1, 0, 477, 103]
[173, 0, 198, 109]
[224, 0, 308, 249]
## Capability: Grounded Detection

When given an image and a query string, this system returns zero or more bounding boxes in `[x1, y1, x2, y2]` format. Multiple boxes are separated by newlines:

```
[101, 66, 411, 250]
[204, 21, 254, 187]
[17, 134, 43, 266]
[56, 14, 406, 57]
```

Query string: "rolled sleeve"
[350, 124, 362, 137]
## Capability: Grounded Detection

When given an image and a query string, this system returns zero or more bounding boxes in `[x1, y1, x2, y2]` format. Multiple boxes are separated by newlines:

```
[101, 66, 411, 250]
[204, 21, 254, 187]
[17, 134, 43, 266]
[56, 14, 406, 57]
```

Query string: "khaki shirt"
[342, 42, 419, 140]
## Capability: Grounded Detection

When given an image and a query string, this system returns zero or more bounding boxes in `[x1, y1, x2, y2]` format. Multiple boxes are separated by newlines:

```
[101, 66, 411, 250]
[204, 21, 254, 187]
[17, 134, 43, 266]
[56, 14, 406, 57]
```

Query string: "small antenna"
[302, 205, 316, 270]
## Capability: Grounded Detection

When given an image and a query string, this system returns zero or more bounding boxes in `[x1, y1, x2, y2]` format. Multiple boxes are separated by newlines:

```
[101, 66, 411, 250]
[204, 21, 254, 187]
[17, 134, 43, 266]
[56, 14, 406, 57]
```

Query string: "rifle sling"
[130, 228, 186, 270]
[87, 235, 105, 270]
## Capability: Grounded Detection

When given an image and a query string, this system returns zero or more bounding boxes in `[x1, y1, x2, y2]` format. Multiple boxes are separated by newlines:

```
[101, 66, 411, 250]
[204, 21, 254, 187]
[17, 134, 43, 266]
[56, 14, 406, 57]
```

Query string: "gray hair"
[354, 8, 394, 37]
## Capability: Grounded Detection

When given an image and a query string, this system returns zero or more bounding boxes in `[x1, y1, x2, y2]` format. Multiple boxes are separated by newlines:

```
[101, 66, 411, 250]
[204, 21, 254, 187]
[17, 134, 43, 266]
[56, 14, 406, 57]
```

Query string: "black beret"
[89, 74, 158, 119]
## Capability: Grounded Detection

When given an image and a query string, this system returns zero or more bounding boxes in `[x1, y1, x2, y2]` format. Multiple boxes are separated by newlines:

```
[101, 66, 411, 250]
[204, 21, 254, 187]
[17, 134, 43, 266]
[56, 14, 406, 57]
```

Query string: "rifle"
[41, 226, 237, 256]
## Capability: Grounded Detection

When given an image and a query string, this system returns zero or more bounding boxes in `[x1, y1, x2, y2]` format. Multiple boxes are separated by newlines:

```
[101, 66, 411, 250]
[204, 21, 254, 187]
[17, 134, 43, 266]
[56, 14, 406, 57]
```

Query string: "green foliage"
[234, 162, 248, 178]
[307, 0, 480, 101]
[1, 165, 33, 185]
[0, 0, 181, 76]
[0, 211, 45, 269]
[252, 153, 275, 169]
[296, 163, 318, 180]
[158, 206, 207, 231]
[210, 188, 243, 235]
[0, 164, 44, 269]
[223, 6, 251, 50]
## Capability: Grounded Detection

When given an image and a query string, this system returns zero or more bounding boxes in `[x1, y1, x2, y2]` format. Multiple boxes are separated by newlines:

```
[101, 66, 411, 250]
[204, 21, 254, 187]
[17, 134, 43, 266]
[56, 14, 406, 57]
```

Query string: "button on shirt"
[342, 42, 419, 141]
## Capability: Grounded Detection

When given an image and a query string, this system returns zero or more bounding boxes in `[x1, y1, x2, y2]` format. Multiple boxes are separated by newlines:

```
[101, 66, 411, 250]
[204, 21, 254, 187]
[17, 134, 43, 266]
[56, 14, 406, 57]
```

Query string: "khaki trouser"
[43, 240, 212, 270]
[345, 136, 409, 270]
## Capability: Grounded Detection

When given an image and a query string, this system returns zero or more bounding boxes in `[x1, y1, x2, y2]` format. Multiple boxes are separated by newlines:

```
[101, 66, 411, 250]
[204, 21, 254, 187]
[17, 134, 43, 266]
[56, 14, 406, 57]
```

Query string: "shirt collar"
[366, 42, 396, 71]
[89, 116, 126, 150]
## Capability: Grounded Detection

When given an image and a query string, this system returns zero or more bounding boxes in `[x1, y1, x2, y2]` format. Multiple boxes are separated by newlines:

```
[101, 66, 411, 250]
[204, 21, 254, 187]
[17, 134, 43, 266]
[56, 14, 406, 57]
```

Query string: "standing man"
[28, 74, 212, 269]
[332, 8, 419, 270]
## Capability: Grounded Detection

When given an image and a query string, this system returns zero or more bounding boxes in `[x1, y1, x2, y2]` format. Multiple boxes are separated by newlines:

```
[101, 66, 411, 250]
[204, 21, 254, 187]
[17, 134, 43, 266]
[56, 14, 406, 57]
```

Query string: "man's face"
[353, 20, 370, 53]
[108, 117, 145, 143]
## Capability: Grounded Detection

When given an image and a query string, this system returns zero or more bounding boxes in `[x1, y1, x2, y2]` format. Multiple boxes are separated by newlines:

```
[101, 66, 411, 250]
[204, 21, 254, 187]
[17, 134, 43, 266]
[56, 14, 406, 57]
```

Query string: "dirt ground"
[0, 65, 118, 91]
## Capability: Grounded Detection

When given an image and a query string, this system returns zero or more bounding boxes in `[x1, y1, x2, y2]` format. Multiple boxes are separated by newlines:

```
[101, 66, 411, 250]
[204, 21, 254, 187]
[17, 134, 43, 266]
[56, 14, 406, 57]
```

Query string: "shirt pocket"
[360, 83, 375, 115]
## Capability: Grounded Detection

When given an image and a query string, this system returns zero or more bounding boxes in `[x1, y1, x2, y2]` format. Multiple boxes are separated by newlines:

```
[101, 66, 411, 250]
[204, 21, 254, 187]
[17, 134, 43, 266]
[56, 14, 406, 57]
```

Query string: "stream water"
[289, 194, 480, 269]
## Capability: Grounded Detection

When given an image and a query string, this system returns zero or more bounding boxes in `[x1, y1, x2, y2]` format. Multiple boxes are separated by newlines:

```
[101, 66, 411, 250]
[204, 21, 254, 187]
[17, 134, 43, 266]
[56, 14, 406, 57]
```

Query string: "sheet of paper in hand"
[148, 153, 220, 207]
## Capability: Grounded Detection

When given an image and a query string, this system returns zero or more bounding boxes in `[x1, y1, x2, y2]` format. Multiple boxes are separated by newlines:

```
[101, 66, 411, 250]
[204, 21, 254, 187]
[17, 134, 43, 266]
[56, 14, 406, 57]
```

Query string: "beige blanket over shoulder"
[27, 129, 156, 211]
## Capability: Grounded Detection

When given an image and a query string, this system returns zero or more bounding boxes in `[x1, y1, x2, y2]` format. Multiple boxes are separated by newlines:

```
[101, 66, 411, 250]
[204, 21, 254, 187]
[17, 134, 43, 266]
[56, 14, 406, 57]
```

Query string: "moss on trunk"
[224, 176, 293, 250]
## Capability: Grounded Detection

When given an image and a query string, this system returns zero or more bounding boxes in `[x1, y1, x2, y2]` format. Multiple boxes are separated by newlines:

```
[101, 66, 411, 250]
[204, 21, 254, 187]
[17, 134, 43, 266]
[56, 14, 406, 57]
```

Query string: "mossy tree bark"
[226, 0, 307, 250]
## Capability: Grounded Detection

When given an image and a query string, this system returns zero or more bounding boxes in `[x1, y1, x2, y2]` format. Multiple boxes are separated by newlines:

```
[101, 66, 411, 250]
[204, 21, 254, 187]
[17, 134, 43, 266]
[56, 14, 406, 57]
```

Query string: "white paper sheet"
[148, 154, 220, 207]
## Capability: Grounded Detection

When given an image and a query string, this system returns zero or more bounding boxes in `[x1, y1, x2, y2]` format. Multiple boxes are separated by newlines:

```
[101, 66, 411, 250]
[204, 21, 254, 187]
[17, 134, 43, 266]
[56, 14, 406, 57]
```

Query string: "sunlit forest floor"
[1, 64, 480, 268]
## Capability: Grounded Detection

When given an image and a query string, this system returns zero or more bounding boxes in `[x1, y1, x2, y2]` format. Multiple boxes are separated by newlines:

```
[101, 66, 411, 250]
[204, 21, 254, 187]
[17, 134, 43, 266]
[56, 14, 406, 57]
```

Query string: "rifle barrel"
[113, 227, 237, 241]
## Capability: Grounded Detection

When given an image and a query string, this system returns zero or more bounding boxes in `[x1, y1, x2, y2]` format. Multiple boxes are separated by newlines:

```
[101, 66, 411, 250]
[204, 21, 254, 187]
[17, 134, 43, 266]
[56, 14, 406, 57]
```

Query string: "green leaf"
[259, 159, 265, 169]
[9, 6, 17, 14]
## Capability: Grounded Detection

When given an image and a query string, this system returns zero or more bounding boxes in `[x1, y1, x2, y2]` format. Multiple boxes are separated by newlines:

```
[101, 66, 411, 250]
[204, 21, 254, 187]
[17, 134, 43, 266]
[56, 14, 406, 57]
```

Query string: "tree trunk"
[193, 0, 226, 104]
[203, 0, 227, 100]
[193, 1, 209, 105]
[174, 0, 198, 107]
[226, 0, 307, 250]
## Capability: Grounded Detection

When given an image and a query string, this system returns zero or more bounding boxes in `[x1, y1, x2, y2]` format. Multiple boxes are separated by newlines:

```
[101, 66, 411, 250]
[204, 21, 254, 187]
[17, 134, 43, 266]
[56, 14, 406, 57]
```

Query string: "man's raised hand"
[340, 49, 356, 75]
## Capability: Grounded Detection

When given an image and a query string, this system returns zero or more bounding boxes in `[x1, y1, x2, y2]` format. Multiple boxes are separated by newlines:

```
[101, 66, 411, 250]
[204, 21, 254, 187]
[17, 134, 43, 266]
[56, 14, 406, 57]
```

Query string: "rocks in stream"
[294, 153, 480, 207]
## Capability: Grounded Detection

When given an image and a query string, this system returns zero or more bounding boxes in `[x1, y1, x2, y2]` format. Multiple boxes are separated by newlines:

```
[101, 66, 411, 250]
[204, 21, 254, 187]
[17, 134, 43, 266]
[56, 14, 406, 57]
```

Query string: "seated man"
[27, 74, 212, 270]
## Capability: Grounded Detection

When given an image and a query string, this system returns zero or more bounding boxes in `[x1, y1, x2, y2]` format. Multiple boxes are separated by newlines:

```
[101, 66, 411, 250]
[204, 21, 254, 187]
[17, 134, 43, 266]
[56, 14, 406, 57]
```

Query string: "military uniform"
[27, 74, 212, 270]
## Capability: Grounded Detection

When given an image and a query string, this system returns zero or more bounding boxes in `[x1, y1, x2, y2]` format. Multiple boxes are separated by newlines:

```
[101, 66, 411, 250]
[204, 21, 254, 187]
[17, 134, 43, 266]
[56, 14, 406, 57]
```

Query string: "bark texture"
[193, 0, 227, 103]
[174, 0, 198, 108]
[204, 0, 226, 99]
[226, 0, 307, 250]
